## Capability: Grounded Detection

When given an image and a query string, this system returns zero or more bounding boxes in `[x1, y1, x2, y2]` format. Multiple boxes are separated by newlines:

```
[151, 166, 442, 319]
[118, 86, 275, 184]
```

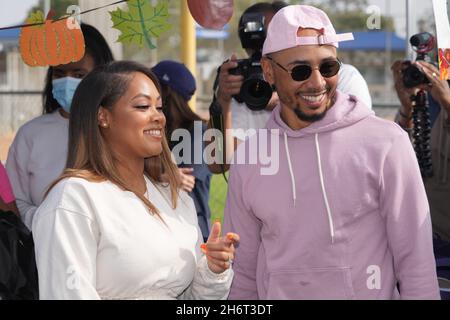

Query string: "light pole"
[181, 0, 197, 111]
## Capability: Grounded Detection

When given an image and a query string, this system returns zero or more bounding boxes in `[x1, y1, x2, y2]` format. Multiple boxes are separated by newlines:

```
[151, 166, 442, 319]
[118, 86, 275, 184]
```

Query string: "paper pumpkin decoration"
[187, 0, 233, 30]
[110, 0, 171, 50]
[19, 10, 85, 67]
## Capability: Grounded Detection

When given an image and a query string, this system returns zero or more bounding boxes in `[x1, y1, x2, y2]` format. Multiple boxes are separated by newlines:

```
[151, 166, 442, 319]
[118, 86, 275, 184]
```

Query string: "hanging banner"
[432, 0, 450, 80]
[110, 0, 171, 50]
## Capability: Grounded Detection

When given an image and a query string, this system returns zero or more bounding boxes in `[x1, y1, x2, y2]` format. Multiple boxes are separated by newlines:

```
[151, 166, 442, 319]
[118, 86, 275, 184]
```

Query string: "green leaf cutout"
[110, 0, 172, 49]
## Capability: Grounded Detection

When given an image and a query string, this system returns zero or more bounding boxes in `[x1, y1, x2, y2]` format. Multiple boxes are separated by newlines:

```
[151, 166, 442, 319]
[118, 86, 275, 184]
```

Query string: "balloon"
[187, 0, 233, 30]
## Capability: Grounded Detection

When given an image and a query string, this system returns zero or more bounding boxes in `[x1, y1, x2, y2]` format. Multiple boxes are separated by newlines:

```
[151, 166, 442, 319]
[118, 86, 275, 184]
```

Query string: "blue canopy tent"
[338, 31, 406, 52]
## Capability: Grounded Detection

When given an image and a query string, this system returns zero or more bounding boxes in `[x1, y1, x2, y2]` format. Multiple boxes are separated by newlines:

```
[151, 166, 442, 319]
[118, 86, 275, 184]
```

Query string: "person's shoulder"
[45, 176, 95, 203]
[339, 63, 361, 75]
[53, 176, 112, 202]
[15, 112, 65, 138]
[33, 177, 103, 232]
[36, 176, 108, 222]
[359, 114, 409, 143]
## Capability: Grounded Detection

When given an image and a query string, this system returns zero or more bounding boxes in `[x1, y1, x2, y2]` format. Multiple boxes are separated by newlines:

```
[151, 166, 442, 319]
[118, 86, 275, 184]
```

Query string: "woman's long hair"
[161, 84, 205, 140]
[47, 61, 181, 220]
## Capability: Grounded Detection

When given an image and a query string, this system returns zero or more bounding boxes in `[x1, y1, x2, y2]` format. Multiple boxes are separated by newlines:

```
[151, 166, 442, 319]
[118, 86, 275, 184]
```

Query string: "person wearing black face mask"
[6, 23, 114, 229]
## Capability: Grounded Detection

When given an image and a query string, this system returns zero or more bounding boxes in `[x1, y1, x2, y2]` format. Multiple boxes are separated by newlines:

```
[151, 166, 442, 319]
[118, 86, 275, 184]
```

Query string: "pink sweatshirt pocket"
[266, 267, 355, 300]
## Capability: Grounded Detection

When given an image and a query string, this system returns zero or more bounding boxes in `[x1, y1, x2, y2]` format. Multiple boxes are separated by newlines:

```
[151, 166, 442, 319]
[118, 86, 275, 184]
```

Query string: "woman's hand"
[179, 167, 195, 193]
[416, 61, 450, 113]
[201, 221, 240, 274]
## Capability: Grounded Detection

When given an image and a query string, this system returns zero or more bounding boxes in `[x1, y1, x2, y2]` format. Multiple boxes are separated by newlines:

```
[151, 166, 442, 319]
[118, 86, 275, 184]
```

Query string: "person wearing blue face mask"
[51, 77, 83, 114]
[6, 24, 114, 229]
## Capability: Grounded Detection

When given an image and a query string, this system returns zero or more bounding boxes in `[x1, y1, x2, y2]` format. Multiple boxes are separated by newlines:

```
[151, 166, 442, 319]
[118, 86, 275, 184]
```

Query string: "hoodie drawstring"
[314, 133, 335, 244]
[284, 132, 297, 207]
[283, 132, 335, 244]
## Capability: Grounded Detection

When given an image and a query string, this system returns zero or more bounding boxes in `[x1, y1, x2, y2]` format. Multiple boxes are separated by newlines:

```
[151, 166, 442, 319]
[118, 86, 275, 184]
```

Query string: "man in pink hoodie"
[223, 5, 440, 299]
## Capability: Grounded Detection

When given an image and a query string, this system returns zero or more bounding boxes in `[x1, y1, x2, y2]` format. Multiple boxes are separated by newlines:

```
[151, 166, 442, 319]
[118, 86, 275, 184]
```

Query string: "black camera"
[230, 12, 273, 111]
[229, 52, 273, 111]
[238, 12, 266, 51]
[403, 32, 436, 88]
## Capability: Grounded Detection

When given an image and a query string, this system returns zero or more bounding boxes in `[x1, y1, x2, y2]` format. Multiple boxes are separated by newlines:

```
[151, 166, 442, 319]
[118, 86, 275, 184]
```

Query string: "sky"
[0, 0, 40, 27]
[0, 0, 437, 37]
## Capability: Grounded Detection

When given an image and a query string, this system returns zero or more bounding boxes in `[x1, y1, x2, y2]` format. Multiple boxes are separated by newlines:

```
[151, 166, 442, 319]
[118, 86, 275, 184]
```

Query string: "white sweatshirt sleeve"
[6, 131, 38, 229]
[180, 255, 233, 300]
[32, 208, 100, 300]
[179, 224, 233, 300]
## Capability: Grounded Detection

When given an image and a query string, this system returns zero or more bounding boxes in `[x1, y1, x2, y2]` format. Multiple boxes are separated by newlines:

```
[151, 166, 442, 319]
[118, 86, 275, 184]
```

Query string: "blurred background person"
[392, 58, 450, 249]
[152, 60, 212, 242]
[6, 23, 114, 229]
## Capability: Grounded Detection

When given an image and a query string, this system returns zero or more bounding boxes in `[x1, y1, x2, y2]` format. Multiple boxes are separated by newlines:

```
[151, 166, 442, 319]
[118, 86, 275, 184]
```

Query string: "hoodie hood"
[265, 91, 374, 243]
[266, 90, 374, 137]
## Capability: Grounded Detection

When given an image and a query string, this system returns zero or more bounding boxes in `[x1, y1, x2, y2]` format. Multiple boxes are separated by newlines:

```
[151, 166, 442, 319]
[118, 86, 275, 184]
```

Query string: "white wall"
[78, 0, 124, 60]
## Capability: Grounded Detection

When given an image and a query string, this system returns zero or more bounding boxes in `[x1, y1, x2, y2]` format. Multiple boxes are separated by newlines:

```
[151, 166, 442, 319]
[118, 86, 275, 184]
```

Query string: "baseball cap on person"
[152, 60, 196, 101]
[262, 5, 354, 56]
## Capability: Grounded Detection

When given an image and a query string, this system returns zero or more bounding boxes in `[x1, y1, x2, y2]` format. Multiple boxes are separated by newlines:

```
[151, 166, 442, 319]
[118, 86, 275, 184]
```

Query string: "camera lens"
[403, 65, 428, 88]
[240, 76, 273, 111]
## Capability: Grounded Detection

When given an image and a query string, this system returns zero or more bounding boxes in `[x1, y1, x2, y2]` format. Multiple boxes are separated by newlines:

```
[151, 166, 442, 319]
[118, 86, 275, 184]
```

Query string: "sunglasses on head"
[266, 56, 342, 82]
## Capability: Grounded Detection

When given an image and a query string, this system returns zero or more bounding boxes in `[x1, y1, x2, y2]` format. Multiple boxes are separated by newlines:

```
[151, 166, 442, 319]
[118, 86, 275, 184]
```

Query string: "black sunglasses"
[267, 56, 342, 82]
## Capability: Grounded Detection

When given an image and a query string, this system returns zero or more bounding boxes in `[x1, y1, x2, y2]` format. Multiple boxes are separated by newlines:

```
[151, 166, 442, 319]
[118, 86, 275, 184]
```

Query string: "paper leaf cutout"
[19, 10, 85, 67]
[187, 0, 233, 30]
[110, 0, 172, 49]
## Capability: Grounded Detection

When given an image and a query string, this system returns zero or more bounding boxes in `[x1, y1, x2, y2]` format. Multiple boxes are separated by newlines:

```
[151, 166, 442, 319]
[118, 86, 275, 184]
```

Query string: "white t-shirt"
[32, 175, 233, 300]
[6, 111, 69, 229]
[338, 63, 372, 109]
[231, 63, 372, 141]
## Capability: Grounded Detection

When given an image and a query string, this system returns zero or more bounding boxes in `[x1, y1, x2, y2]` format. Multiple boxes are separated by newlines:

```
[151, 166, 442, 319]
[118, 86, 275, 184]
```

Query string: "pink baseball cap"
[262, 5, 354, 56]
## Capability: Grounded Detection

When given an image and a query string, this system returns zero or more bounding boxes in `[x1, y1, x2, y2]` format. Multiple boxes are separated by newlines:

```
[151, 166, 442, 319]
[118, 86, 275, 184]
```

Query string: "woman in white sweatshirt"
[32, 61, 238, 300]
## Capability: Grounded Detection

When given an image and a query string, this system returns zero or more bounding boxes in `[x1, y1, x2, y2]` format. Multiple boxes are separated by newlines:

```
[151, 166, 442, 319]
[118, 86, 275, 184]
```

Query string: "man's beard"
[292, 88, 336, 123]
[293, 106, 328, 122]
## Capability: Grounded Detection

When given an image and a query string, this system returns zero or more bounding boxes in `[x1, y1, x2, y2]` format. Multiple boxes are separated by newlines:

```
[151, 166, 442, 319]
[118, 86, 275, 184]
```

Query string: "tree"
[28, 0, 79, 19]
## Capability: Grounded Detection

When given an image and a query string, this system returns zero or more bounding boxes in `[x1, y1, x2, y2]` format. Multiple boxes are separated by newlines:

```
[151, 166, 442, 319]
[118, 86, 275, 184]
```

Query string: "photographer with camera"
[208, 1, 372, 174]
[392, 38, 450, 245]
